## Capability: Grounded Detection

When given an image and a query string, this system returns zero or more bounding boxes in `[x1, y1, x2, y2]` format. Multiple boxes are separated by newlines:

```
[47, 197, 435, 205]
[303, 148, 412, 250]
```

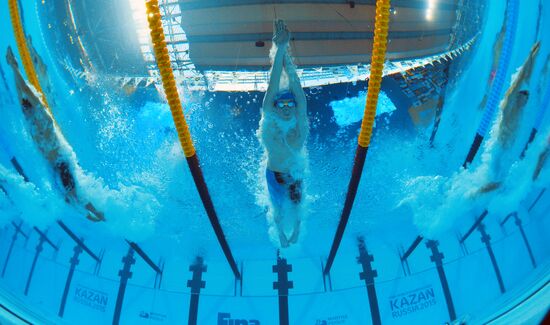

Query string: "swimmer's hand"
[6, 47, 18, 68]
[280, 233, 289, 248]
[273, 19, 290, 46]
[530, 42, 541, 58]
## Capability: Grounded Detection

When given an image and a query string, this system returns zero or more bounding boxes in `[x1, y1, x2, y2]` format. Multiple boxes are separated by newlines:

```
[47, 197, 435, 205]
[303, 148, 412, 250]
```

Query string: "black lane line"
[0, 302, 33, 324]
[483, 279, 549, 324]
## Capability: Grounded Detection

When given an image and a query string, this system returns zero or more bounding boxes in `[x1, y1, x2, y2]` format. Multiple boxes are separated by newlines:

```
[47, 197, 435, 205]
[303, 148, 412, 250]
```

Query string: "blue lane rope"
[477, 0, 519, 137]
[463, 0, 519, 167]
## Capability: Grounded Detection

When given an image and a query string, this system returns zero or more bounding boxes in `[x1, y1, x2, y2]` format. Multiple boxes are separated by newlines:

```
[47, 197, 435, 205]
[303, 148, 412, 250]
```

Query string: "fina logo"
[218, 312, 260, 325]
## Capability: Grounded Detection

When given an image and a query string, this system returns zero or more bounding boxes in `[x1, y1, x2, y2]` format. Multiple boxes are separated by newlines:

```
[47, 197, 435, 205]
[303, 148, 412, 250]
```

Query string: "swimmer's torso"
[22, 99, 63, 164]
[22, 98, 81, 203]
[260, 109, 307, 174]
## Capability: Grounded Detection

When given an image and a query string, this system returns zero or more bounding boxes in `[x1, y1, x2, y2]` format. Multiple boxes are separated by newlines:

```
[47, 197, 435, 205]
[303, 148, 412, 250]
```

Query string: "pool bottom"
[0, 261, 548, 324]
[0, 200, 548, 325]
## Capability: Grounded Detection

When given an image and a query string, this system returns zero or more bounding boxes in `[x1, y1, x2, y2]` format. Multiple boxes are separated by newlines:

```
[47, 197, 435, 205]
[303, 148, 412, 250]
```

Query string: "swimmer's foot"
[289, 219, 301, 244]
[279, 232, 290, 248]
[478, 181, 501, 194]
[85, 202, 106, 222]
[289, 229, 299, 244]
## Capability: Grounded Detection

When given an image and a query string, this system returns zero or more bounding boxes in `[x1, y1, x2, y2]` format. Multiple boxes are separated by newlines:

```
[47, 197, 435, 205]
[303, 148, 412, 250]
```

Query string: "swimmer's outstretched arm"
[6, 47, 28, 100]
[284, 53, 306, 113]
[6, 47, 42, 108]
[518, 42, 540, 84]
[284, 52, 308, 147]
[501, 42, 540, 107]
[263, 20, 289, 110]
[27, 35, 48, 80]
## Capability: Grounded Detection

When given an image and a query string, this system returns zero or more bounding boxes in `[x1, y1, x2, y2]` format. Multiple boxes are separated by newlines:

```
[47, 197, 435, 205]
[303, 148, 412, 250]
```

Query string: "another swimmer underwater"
[476, 42, 540, 194]
[6, 46, 104, 222]
[258, 20, 308, 248]
[532, 135, 550, 181]
[27, 36, 56, 106]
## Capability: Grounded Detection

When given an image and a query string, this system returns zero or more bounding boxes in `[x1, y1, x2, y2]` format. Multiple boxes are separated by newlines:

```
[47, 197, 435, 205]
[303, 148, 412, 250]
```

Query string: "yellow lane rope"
[358, 0, 391, 148]
[145, 0, 195, 157]
[8, 0, 52, 114]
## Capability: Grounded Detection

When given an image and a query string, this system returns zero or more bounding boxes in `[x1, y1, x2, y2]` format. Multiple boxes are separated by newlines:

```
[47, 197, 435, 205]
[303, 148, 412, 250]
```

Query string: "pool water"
[0, 0, 549, 324]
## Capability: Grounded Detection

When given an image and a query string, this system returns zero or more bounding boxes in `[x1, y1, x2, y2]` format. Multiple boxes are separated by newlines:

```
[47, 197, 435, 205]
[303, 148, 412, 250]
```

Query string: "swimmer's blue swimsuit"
[266, 169, 302, 207]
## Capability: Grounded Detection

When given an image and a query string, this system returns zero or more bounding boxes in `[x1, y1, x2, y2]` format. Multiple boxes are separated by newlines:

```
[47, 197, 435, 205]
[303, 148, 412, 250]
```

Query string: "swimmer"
[479, 17, 506, 110]
[533, 135, 550, 181]
[537, 54, 550, 96]
[27, 36, 56, 106]
[490, 22, 506, 83]
[6, 46, 104, 222]
[259, 20, 308, 247]
[476, 42, 540, 195]
[497, 42, 539, 148]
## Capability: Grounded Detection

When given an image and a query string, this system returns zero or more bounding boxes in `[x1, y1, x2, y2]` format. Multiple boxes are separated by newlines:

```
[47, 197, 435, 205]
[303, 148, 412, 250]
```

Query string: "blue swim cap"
[274, 90, 295, 102]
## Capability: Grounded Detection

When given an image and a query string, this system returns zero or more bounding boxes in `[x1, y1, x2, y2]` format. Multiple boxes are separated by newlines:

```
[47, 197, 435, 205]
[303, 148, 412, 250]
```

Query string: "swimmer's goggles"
[275, 99, 296, 109]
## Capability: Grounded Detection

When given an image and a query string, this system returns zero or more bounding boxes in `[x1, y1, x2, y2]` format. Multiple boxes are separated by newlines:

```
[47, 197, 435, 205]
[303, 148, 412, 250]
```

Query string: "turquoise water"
[0, 0, 549, 324]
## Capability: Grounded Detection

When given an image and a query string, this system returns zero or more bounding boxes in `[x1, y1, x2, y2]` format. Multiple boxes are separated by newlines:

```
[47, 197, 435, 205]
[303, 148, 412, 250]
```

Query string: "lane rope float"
[145, 0, 195, 157]
[8, 0, 52, 114]
[325, 0, 391, 275]
[145, 0, 240, 279]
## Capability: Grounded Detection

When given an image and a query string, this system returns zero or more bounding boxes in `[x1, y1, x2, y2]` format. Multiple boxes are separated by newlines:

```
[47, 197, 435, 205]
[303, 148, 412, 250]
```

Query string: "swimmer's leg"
[279, 229, 289, 248]
[55, 162, 105, 222]
[288, 180, 302, 244]
[273, 209, 290, 248]
[289, 217, 300, 244]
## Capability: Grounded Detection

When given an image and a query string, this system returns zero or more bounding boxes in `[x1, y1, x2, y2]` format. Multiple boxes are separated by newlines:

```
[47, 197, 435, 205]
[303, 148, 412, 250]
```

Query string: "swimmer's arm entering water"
[27, 36, 47, 76]
[284, 52, 308, 147]
[6, 47, 43, 108]
[284, 53, 306, 115]
[500, 42, 540, 110]
[263, 20, 289, 111]
[517, 42, 540, 84]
